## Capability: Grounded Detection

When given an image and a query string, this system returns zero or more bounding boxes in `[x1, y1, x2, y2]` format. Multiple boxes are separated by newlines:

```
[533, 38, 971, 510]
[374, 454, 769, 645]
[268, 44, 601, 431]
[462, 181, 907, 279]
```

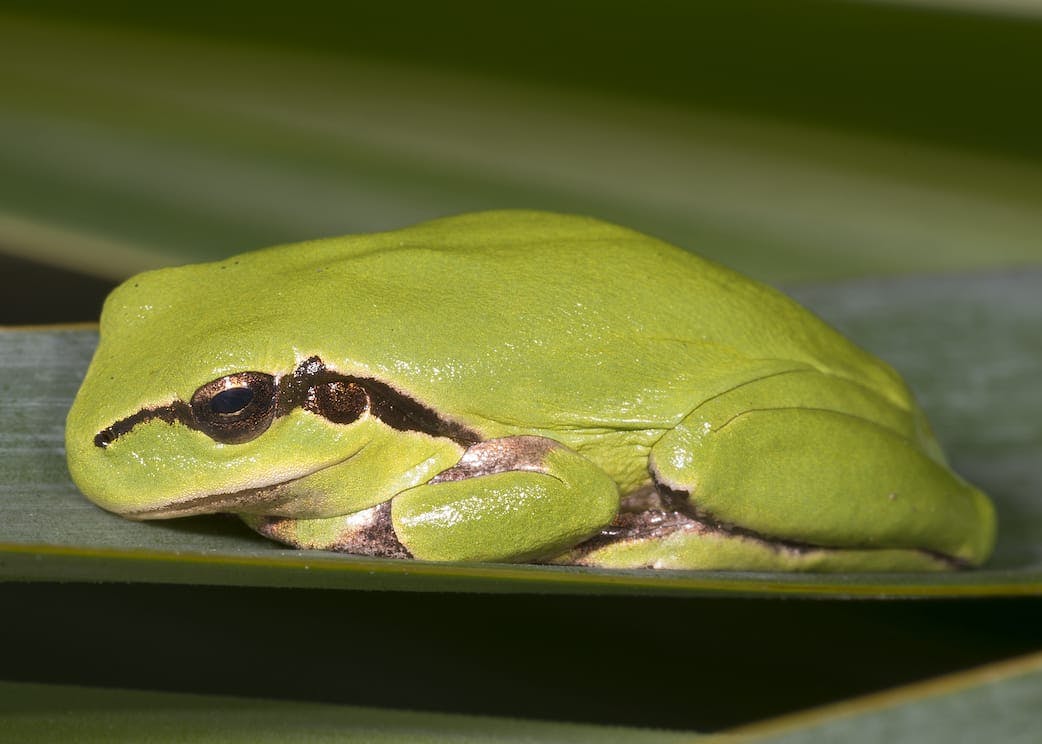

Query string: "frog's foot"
[243, 501, 412, 558]
[242, 436, 620, 563]
[549, 487, 958, 571]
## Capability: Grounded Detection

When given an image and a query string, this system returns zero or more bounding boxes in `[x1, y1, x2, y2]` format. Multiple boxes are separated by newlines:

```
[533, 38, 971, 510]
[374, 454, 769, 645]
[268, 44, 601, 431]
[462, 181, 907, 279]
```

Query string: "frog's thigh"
[244, 436, 620, 563]
[648, 375, 995, 566]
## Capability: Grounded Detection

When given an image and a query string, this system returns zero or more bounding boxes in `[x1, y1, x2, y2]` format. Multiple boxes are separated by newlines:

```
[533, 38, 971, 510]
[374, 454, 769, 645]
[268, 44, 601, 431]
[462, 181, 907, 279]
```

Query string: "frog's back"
[282, 211, 910, 429]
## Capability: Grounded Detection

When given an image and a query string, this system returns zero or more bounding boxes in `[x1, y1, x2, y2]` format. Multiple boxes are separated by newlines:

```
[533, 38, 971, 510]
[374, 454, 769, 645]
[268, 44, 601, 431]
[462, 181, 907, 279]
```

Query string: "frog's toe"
[240, 505, 412, 558]
[549, 507, 955, 572]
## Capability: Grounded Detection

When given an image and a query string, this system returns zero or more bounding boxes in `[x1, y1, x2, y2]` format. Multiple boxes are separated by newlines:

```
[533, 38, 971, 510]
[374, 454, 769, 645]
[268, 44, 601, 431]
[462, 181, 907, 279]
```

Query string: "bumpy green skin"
[65, 210, 996, 570]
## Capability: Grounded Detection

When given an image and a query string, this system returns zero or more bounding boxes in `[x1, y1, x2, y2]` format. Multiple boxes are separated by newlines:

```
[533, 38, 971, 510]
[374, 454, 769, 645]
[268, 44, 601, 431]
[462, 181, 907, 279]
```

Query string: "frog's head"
[65, 254, 352, 520]
[65, 246, 473, 522]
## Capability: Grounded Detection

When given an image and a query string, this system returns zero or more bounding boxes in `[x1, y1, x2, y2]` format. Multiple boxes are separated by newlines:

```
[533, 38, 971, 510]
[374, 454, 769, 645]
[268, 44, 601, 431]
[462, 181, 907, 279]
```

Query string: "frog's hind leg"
[553, 369, 995, 571]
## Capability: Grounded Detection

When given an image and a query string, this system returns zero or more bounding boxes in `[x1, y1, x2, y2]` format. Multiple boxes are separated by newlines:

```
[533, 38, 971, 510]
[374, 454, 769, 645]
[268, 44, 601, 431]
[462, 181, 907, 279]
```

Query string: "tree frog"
[65, 210, 996, 571]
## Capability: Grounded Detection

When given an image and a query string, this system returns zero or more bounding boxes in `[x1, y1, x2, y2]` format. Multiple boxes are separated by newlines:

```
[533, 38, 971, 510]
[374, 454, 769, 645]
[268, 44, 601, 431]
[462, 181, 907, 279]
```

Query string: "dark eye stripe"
[94, 401, 193, 448]
[93, 356, 480, 448]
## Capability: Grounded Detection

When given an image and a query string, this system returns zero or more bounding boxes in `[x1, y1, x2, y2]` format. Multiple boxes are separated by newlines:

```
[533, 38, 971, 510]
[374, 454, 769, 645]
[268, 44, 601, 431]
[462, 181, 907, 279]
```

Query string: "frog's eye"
[190, 372, 277, 444]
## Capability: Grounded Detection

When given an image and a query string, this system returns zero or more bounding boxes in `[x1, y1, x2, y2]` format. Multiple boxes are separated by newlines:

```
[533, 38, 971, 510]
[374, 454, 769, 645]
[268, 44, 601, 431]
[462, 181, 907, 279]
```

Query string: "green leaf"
[739, 650, 1042, 742]
[0, 681, 697, 743]
[2, 270, 1038, 597]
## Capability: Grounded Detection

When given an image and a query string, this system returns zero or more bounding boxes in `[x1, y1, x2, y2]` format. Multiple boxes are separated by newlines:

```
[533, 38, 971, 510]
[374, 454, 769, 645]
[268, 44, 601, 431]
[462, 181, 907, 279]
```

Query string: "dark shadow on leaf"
[139, 513, 273, 546]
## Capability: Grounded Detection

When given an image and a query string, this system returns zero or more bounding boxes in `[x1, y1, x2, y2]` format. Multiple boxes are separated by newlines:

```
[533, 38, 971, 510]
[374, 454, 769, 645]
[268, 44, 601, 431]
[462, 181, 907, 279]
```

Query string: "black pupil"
[211, 387, 255, 414]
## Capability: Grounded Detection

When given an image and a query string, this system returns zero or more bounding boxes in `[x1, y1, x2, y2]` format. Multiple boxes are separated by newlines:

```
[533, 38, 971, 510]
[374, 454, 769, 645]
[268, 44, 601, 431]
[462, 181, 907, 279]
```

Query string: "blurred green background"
[4, 0, 1042, 318]
[3, 1, 1042, 736]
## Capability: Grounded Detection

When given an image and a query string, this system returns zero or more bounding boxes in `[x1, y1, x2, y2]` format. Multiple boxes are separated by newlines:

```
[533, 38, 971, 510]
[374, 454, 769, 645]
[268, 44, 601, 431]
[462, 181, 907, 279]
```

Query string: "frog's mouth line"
[121, 457, 353, 520]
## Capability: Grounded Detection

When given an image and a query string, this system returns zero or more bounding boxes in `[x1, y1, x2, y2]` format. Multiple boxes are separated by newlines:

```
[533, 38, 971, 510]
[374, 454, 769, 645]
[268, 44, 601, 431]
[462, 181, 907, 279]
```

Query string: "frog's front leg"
[244, 436, 620, 563]
[563, 369, 996, 571]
